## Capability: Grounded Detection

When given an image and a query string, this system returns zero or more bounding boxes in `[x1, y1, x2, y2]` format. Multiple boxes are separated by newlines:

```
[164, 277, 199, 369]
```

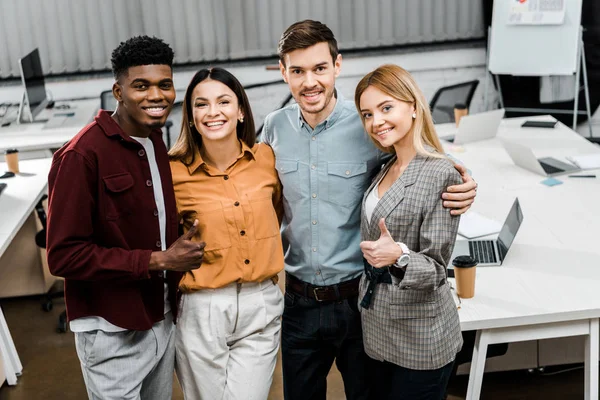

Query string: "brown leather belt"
[285, 272, 360, 302]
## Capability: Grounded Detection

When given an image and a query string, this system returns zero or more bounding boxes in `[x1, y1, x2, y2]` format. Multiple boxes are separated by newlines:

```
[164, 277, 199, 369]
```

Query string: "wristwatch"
[394, 242, 410, 268]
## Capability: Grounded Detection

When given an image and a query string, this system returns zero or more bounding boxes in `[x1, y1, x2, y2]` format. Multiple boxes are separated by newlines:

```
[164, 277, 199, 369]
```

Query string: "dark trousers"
[281, 290, 372, 400]
[370, 358, 455, 400]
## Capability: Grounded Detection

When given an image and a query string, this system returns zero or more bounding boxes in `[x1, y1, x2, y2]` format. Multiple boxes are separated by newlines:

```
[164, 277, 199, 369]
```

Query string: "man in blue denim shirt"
[262, 20, 477, 399]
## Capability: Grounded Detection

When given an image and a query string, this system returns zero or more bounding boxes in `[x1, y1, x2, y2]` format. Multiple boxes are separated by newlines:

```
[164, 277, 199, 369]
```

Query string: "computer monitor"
[17, 48, 49, 124]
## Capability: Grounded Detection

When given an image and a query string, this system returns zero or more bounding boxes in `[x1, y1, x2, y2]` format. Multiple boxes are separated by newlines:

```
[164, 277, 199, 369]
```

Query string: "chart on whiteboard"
[507, 0, 566, 25]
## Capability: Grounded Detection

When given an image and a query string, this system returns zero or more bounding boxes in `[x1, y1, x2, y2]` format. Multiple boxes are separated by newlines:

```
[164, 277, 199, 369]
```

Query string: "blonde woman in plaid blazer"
[354, 64, 463, 400]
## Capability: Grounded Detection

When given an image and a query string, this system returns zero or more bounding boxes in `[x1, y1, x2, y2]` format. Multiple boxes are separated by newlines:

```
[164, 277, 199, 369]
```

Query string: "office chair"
[429, 80, 479, 124]
[35, 195, 68, 333]
[255, 93, 294, 137]
[100, 89, 117, 112]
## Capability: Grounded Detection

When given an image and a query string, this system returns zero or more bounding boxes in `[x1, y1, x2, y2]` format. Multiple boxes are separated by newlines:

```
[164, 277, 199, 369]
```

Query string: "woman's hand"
[360, 219, 403, 268]
[442, 163, 477, 215]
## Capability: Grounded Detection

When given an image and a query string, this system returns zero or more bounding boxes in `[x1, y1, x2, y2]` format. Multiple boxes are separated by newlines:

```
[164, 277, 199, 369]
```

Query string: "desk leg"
[584, 318, 599, 400]
[466, 329, 490, 400]
[0, 306, 21, 385]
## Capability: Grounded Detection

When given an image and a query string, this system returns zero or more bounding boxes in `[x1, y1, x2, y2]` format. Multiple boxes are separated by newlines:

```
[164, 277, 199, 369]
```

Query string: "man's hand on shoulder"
[149, 220, 205, 272]
[442, 163, 477, 216]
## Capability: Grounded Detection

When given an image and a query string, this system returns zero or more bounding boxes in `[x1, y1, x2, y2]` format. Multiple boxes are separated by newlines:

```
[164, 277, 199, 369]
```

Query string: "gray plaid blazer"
[359, 150, 463, 370]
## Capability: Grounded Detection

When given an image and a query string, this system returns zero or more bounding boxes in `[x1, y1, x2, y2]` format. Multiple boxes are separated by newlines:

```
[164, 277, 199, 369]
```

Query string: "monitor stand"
[16, 91, 48, 125]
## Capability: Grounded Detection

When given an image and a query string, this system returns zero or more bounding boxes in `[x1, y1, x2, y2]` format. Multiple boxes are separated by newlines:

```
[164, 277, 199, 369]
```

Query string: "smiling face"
[280, 42, 341, 127]
[191, 78, 243, 144]
[113, 64, 175, 137]
[359, 85, 415, 150]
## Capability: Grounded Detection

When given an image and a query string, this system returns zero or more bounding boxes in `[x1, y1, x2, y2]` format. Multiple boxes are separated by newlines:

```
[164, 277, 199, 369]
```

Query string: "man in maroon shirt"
[47, 36, 204, 399]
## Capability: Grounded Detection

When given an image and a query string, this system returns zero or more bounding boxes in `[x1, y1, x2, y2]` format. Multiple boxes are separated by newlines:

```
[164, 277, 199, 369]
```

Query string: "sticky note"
[541, 177, 563, 187]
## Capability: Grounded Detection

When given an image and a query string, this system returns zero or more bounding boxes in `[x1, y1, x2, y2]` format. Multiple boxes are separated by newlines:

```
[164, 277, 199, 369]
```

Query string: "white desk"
[440, 116, 600, 399]
[0, 158, 53, 386]
[0, 99, 97, 158]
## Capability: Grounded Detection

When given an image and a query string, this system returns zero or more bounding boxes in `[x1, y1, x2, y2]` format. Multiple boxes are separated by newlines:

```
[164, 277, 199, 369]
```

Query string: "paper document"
[566, 154, 600, 170]
[458, 211, 502, 239]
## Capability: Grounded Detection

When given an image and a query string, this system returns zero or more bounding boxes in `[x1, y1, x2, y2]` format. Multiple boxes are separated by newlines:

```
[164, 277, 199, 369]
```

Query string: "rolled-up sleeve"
[47, 150, 152, 281]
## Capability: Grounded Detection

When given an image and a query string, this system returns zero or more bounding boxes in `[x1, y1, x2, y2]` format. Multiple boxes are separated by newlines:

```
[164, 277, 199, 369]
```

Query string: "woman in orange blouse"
[169, 67, 284, 400]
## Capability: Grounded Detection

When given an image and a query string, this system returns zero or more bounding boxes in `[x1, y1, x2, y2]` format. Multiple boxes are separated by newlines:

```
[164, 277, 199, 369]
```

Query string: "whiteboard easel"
[484, 0, 593, 138]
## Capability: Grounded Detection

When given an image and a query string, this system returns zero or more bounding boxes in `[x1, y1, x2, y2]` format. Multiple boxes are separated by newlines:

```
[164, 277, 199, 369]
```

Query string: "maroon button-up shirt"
[47, 110, 182, 331]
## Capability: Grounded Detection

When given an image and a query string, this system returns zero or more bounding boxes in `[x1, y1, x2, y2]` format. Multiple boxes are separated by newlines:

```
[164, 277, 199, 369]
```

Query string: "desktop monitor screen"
[18, 48, 48, 121]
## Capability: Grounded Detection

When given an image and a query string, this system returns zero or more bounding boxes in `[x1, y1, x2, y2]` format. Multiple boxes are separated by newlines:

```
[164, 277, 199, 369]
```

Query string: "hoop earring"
[412, 112, 416, 119]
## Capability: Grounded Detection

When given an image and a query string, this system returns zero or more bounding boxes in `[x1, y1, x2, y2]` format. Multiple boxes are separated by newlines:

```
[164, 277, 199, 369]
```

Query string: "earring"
[189, 121, 194, 128]
[412, 112, 416, 119]
[239, 116, 244, 123]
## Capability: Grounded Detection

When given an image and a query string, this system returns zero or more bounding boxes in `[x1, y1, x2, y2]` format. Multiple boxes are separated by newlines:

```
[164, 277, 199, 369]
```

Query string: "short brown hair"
[278, 20, 338, 67]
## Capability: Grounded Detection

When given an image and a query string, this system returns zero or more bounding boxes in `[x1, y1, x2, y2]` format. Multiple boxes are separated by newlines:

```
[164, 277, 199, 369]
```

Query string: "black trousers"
[369, 358, 455, 400]
[281, 291, 373, 400]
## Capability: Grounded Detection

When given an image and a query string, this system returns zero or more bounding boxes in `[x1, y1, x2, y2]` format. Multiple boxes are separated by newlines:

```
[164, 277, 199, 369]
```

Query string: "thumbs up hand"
[359, 218, 404, 268]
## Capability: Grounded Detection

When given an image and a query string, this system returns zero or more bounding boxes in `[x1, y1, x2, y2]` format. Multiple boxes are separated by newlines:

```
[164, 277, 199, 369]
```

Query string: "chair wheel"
[57, 321, 67, 333]
[42, 301, 53, 312]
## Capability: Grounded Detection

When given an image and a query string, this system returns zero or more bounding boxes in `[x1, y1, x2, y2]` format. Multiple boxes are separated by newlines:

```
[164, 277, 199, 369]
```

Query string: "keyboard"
[539, 161, 563, 175]
[469, 240, 497, 264]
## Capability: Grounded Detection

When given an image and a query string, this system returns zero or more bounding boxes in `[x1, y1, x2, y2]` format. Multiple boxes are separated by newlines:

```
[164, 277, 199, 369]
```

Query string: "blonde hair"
[354, 64, 444, 158]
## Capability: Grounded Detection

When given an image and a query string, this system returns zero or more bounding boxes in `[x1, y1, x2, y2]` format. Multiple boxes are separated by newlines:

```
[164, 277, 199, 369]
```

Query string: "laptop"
[450, 198, 523, 267]
[439, 109, 505, 144]
[501, 139, 580, 177]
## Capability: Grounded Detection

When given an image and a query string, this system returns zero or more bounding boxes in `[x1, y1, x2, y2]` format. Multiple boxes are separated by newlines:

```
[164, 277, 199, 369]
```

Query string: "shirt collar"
[95, 109, 162, 143]
[187, 139, 256, 175]
[297, 89, 345, 130]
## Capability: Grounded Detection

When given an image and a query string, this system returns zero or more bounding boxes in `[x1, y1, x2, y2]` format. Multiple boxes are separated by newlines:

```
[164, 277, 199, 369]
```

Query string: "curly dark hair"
[110, 35, 174, 80]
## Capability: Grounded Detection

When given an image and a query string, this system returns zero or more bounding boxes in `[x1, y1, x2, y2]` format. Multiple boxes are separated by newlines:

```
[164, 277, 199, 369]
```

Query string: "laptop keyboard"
[539, 161, 563, 175]
[469, 240, 497, 264]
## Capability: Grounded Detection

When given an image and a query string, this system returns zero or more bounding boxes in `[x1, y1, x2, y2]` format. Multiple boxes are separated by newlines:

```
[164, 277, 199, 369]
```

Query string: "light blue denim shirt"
[262, 93, 387, 285]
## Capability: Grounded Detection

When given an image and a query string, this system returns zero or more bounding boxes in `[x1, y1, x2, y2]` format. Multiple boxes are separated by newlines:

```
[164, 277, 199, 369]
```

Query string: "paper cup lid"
[452, 255, 477, 268]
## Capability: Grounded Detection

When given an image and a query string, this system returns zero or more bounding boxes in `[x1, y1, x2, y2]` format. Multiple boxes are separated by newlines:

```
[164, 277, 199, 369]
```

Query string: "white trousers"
[175, 279, 284, 400]
[74, 312, 175, 400]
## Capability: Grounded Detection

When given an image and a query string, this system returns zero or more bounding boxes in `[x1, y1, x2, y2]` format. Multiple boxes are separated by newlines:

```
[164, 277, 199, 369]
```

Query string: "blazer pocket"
[390, 301, 438, 320]
[102, 173, 135, 220]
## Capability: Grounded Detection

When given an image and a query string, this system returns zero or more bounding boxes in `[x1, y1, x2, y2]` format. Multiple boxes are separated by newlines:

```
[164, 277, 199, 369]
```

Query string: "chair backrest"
[429, 80, 479, 124]
[100, 89, 117, 112]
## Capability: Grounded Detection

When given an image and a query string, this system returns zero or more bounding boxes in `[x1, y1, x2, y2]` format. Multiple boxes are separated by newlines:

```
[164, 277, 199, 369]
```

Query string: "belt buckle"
[313, 287, 326, 302]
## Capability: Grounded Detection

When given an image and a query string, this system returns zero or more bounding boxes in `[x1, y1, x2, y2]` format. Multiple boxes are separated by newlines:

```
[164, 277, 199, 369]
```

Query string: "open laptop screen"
[497, 198, 524, 262]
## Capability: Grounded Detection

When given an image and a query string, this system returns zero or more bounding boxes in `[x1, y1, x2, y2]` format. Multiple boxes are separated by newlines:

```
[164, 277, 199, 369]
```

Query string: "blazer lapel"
[367, 153, 427, 239]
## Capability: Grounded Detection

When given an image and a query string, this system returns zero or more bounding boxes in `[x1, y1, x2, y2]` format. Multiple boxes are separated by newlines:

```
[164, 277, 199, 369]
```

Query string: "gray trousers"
[74, 312, 175, 400]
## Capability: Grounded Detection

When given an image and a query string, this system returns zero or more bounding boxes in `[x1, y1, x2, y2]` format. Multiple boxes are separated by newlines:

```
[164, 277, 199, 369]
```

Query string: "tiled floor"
[0, 294, 587, 400]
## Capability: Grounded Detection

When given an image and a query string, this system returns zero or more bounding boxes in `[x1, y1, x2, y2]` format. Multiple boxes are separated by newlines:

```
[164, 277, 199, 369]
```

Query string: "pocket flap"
[327, 162, 367, 178]
[276, 160, 298, 174]
[103, 173, 134, 193]
[390, 302, 438, 319]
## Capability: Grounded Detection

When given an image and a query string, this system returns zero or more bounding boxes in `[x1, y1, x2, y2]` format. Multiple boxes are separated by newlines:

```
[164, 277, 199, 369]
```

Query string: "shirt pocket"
[275, 159, 302, 202]
[327, 162, 368, 208]
[195, 201, 232, 252]
[102, 173, 136, 220]
[248, 193, 280, 239]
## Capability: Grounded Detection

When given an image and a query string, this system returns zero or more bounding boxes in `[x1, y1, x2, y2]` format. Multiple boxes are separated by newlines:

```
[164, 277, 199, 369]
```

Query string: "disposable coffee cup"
[454, 103, 468, 127]
[5, 149, 19, 173]
[452, 255, 477, 299]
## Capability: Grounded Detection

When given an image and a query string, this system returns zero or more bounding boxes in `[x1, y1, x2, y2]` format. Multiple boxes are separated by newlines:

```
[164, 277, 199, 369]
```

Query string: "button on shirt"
[170, 141, 284, 291]
[262, 93, 386, 285]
